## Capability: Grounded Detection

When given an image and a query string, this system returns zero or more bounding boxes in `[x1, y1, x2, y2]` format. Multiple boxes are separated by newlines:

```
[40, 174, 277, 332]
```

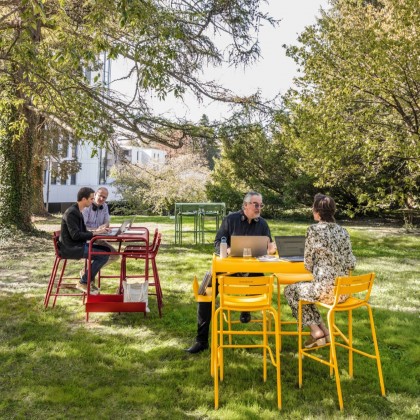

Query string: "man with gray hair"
[186, 191, 276, 354]
[81, 187, 119, 273]
[59, 187, 111, 295]
[82, 187, 110, 230]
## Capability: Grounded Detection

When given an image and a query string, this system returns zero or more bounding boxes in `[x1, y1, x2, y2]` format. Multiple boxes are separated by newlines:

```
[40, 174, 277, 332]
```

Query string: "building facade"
[43, 142, 166, 212]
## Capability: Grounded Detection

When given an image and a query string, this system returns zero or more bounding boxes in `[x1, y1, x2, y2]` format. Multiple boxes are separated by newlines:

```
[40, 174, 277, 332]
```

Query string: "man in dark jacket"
[59, 187, 111, 295]
[186, 191, 277, 354]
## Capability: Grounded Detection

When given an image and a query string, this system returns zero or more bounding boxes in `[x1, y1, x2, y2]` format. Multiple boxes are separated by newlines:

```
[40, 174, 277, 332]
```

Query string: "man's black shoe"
[240, 311, 251, 323]
[185, 342, 209, 354]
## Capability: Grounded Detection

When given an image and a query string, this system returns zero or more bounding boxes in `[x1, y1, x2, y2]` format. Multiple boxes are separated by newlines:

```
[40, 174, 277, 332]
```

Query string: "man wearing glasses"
[186, 191, 277, 354]
[82, 187, 111, 231]
[81, 187, 119, 281]
[60, 187, 111, 295]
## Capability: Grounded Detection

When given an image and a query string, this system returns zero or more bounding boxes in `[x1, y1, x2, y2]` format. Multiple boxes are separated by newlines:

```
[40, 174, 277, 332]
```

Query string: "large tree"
[0, 0, 275, 231]
[284, 0, 420, 214]
[207, 112, 316, 214]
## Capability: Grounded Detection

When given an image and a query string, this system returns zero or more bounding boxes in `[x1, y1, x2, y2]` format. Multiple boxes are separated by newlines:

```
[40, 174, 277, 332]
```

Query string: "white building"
[43, 142, 166, 212]
[42, 55, 167, 212]
[119, 140, 166, 166]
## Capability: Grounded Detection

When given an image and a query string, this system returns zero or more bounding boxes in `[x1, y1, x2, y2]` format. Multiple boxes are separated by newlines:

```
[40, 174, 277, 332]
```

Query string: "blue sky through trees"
[111, 0, 330, 122]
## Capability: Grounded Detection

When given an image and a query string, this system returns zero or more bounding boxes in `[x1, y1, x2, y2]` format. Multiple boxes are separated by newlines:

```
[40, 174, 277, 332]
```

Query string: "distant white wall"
[121, 145, 166, 165]
[43, 143, 166, 205]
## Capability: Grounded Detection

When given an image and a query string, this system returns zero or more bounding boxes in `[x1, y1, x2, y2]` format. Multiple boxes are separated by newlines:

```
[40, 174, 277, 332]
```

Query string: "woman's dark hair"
[313, 193, 336, 222]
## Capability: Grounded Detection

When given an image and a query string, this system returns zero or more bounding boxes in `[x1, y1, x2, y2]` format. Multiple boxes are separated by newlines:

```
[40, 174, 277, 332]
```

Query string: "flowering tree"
[112, 154, 210, 215]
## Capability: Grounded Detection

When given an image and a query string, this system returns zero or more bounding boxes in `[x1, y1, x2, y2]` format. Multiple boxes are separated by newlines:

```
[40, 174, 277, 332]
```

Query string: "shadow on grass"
[0, 291, 418, 419]
[0, 294, 214, 419]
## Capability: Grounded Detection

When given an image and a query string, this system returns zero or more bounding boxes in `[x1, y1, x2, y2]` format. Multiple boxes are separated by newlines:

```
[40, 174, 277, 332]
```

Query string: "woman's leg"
[308, 323, 325, 339]
[284, 282, 324, 335]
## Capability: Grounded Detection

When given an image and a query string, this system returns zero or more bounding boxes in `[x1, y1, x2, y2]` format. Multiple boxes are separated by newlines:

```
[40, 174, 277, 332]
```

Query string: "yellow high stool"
[298, 273, 386, 410]
[274, 272, 313, 349]
[213, 275, 281, 410]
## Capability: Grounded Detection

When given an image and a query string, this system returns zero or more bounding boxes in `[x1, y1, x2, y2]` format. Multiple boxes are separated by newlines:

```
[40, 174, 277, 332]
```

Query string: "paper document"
[257, 255, 281, 262]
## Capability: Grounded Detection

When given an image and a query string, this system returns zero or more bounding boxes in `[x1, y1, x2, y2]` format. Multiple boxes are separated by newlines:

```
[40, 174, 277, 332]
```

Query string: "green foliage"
[108, 200, 138, 216]
[284, 0, 420, 214]
[207, 115, 317, 215]
[206, 147, 249, 212]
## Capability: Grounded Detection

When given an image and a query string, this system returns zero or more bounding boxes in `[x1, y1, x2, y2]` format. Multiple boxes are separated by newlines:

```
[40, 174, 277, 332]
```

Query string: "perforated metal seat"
[213, 275, 281, 410]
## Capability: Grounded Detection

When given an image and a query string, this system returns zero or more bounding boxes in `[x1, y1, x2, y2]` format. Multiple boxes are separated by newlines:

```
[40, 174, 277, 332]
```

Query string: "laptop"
[118, 217, 143, 234]
[230, 235, 269, 257]
[101, 219, 133, 236]
[275, 236, 305, 262]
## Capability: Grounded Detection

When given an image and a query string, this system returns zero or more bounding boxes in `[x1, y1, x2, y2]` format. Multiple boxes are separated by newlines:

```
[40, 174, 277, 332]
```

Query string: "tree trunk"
[0, 104, 36, 232]
[31, 122, 49, 217]
[32, 158, 49, 217]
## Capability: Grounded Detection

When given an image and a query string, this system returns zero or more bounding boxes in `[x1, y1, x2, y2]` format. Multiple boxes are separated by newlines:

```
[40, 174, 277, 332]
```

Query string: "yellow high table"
[208, 254, 313, 375]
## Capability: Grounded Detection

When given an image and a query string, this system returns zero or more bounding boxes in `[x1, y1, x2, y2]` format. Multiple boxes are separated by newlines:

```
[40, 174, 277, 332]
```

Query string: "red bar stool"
[44, 231, 86, 308]
[120, 229, 163, 316]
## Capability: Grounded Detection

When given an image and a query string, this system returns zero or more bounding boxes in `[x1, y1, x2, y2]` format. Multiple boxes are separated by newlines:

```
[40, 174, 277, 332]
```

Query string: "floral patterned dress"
[284, 222, 356, 327]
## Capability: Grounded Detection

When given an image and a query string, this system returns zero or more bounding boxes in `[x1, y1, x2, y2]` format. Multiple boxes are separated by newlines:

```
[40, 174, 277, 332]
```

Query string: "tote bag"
[122, 280, 150, 312]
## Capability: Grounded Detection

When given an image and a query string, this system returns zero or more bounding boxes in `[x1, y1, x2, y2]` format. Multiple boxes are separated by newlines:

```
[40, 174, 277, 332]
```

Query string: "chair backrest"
[333, 273, 376, 305]
[149, 228, 158, 248]
[53, 230, 61, 258]
[199, 203, 226, 215]
[176, 203, 200, 214]
[218, 275, 274, 309]
[153, 233, 162, 254]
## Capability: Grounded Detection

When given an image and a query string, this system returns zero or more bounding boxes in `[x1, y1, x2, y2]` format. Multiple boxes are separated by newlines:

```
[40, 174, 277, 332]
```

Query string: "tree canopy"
[207, 113, 316, 214]
[0, 0, 275, 231]
[284, 0, 420, 213]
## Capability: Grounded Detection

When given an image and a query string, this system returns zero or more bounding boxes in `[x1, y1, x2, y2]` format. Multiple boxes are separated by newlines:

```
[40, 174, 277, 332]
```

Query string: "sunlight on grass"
[0, 216, 418, 418]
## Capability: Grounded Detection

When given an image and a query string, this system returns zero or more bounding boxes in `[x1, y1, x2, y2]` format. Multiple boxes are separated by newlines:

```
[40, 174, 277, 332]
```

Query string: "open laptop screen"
[100, 219, 133, 236]
[275, 236, 305, 261]
[230, 235, 269, 257]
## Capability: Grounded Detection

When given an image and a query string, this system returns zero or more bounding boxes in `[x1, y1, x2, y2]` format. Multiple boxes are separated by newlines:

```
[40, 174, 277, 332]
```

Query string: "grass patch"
[0, 216, 419, 419]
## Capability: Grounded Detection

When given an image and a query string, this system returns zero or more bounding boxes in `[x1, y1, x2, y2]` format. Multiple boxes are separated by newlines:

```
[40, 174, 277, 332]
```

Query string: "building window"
[61, 135, 69, 159]
[85, 69, 92, 84]
[71, 143, 78, 159]
[50, 162, 58, 185]
[70, 173, 76, 185]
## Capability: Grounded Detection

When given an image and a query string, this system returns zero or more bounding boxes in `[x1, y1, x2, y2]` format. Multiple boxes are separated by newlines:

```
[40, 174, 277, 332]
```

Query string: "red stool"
[44, 231, 86, 308]
[121, 229, 163, 316]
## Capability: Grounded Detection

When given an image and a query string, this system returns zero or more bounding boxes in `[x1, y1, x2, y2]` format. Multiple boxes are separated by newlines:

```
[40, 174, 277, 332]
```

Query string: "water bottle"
[220, 237, 228, 258]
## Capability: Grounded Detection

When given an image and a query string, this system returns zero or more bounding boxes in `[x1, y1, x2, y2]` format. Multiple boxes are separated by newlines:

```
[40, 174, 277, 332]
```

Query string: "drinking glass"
[243, 247, 252, 259]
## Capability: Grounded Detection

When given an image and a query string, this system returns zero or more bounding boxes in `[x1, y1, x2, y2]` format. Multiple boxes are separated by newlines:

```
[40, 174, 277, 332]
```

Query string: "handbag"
[122, 280, 150, 312]
[198, 271, 212, 295]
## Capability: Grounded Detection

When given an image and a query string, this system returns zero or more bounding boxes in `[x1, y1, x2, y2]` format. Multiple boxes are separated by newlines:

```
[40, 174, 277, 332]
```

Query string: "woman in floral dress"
[284, 194, 356, 348]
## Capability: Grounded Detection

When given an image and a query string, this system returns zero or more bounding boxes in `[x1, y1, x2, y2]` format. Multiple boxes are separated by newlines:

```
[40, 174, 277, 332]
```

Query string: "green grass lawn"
[0, 215, 419, 419]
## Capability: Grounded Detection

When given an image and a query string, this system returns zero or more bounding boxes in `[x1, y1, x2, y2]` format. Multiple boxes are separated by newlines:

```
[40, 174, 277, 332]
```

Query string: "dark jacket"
[214, 210, 272, 254]
[59, 203, 93, 259]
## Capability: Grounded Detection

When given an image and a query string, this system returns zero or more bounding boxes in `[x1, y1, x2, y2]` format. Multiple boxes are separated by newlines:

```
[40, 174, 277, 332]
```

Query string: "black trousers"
[195, 272, 263, 343]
